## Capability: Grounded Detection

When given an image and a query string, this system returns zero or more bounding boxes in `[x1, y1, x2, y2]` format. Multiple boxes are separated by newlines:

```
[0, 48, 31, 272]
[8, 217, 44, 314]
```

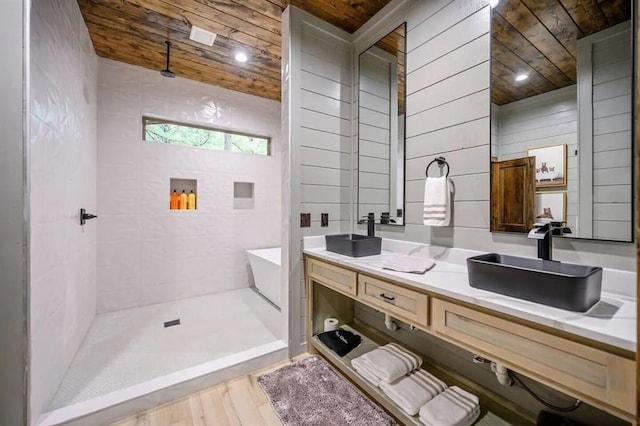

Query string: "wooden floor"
[110, 356, 306, 426]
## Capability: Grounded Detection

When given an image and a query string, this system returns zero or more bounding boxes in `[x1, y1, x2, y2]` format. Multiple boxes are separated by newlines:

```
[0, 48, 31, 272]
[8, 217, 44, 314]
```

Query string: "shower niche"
[170, 178, 197, 210]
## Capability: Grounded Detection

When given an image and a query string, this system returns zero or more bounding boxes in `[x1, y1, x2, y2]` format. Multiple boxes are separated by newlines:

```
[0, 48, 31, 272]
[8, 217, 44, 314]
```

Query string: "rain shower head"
[160, 41, 176, 78]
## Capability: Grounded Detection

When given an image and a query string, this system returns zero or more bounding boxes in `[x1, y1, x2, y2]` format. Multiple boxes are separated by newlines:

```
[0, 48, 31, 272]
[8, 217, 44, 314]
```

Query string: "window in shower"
[143, 116, 271, 155]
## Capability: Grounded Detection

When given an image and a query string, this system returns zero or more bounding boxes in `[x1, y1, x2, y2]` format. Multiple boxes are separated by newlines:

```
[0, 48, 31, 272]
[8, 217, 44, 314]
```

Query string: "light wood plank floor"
[110, 356, 308, 426]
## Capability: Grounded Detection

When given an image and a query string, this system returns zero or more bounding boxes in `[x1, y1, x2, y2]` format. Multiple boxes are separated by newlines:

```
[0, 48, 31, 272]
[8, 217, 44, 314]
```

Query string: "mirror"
[358, 23, 407, 226]
[490, 0, 634, 242]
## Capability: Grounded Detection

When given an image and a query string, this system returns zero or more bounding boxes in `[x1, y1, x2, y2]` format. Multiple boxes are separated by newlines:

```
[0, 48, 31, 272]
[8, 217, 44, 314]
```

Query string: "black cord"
[509, 371, 582, 413]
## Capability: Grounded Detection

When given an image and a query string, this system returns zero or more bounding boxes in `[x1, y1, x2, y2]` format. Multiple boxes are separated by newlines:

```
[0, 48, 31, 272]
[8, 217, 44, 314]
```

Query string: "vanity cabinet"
[304, 255, 636, 423]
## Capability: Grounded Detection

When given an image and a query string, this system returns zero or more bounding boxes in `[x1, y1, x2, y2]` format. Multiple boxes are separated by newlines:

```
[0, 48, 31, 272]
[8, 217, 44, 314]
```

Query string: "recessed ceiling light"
[235, 52, 248, 63]
[490, 0, 500, 8]
[515, 74, 529, 82]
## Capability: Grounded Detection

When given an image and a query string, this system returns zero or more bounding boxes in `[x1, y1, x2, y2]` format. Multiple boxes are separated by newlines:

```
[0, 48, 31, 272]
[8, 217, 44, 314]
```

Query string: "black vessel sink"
[325, 234, 382, 257]
[467, 253, 602, 312]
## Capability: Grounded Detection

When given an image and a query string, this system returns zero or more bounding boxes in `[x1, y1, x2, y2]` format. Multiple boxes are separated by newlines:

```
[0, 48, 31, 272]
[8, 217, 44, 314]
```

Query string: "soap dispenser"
[179, 190, 188, 210]
[187, 190, 196, 210]
[170, 189, 179, 210]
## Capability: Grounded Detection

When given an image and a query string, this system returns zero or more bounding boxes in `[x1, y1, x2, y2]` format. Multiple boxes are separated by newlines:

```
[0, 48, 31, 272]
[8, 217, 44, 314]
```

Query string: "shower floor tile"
[49, 288, 280, 410]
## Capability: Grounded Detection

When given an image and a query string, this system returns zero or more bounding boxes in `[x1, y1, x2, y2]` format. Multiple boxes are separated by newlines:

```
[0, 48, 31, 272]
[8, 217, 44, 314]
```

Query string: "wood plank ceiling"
[491, 0, 632, 106]
[77, 0, 392, 101]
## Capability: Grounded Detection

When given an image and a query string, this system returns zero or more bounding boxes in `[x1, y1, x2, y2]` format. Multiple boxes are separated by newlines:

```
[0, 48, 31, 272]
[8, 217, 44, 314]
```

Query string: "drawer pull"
[380, 293, 396, 303]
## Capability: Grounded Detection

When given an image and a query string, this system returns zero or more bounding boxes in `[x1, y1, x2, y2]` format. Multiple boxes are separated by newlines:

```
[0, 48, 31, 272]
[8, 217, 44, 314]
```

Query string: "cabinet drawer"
[357, 274, 429, 328]
[431, 299, 635, 416]
[306, 257, 357, 296]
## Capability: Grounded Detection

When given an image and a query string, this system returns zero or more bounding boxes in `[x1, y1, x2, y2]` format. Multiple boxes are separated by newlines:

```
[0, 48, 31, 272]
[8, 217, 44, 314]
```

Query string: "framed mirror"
[357, 23, 407, 226]
[489, 0, 634, 242]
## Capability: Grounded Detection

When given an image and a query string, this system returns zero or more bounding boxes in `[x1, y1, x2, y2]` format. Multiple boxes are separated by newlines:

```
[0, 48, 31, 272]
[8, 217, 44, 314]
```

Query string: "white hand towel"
[423, 176, 452, 226]
[419, 386, 480, 426]
[359, 343, 422, 383]
[380, 369, 448, 416]
[351, 356, 381, 387]
[383, 254, 436, 274]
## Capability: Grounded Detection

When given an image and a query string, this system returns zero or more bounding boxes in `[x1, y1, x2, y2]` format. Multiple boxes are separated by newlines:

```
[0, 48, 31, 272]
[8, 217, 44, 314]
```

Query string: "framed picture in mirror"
[528, 144, 567, 188]
[536, 192, 566, 223]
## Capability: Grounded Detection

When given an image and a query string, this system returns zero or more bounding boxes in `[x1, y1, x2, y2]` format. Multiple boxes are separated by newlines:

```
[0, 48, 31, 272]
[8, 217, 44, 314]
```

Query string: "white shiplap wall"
[283, 7, 353, 352]
[354, 0, 634, 271]
[496, 86, 578, 232]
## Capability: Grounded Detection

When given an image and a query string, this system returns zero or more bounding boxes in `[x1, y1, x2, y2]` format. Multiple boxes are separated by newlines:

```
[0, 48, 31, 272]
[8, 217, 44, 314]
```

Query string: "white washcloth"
[419, 386, 480, 426]
[351, 356, 381, 387]
[423, 176, 452, 226]
[380, 369, 448, 416]
[383, 254, 436, 274]
[358, 343, 422, 384]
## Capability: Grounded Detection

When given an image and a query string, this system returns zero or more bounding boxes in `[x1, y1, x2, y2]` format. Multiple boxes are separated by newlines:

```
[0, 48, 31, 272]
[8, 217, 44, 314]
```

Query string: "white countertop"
[303, 239, 637, 353]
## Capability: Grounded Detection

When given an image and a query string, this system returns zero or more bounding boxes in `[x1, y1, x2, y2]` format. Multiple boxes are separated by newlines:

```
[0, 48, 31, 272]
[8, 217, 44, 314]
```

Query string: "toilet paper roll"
[324, 318, 339, 332]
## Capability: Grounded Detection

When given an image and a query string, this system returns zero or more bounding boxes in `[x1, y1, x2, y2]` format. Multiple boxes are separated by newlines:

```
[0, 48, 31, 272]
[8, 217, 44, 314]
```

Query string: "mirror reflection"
[490, 0, 633, 242]
[358, 23, 406, 226]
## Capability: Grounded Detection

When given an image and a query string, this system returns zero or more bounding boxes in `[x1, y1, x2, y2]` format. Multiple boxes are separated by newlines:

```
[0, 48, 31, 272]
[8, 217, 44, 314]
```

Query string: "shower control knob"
[80, 208, 98, 225]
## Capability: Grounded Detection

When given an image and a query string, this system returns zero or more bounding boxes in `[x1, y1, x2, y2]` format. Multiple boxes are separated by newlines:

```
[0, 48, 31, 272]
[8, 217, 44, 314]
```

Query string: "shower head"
[160, 41, 176, 78]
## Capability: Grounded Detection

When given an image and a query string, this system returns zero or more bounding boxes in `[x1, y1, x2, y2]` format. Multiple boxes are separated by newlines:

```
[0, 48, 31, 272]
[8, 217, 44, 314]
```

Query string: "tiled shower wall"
[29, 0, 98, 421]
[97, 58, 281, 312]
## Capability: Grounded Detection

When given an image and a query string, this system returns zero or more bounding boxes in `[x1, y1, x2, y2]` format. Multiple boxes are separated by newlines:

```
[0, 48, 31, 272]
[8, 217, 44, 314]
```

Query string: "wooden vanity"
[304, 254, 636, 424]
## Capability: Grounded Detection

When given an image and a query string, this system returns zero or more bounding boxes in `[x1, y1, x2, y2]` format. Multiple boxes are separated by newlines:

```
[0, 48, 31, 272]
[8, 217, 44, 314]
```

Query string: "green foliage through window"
[143, 117, 270, 156]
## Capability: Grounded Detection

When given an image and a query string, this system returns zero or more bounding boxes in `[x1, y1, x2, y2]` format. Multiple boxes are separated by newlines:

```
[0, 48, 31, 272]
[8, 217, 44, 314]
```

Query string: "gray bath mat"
[258, 355, 396, 426]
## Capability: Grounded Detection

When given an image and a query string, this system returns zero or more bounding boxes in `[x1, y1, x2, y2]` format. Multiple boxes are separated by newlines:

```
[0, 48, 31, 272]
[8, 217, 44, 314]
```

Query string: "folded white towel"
[420, 408, 480, 426]
[419, 386, 480, 426]
[351, 356, 380, 387]
[423, 176, 452, 227]
[383, 254, 436, 274]
[380, 369, 448, 416]
[359, 343, 422, 384]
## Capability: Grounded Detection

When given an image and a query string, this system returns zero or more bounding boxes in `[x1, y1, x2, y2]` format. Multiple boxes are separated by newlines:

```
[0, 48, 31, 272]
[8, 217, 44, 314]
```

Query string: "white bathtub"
[246, 247, 281, 308]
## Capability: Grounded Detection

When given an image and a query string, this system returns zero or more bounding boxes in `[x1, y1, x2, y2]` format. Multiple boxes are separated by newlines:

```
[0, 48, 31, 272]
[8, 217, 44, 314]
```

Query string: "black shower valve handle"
[80, 208, 98, 225]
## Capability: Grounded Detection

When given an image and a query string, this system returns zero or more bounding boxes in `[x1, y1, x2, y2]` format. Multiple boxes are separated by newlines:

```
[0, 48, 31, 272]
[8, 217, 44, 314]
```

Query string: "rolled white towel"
[351, 356, 380, 387]
[360, 343, 423, 383]
[419, 386, 480, 426]
[380, 369, 448, 416]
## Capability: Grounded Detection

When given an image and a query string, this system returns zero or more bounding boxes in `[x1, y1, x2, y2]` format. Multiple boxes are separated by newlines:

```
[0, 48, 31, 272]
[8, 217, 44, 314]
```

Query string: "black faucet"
[357, 212, 376, 237]
[533, 224, 553, 260]
[366, 212, 375, 237]
[528, 222, 572, 261]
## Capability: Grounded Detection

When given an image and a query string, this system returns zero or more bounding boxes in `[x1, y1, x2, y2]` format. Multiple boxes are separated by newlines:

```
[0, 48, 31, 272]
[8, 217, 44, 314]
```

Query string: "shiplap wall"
[284, 7, 353, 353]
[355, 0, 634, 271]
[403, 0, 491, 232]
[358, 48, 392, 218]
[496, 86, 578, 232]
[588, 22, 633, 241]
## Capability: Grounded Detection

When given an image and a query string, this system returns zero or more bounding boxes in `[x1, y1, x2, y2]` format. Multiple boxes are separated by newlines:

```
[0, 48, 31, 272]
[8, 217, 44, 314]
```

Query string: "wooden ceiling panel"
[290, 0, 391, 34]
[78, 0, 392, 101]
[491, 0, 631, 106]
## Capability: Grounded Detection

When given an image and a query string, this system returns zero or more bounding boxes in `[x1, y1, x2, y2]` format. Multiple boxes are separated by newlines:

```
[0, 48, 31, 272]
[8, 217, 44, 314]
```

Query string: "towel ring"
[426, 156, 450, 178]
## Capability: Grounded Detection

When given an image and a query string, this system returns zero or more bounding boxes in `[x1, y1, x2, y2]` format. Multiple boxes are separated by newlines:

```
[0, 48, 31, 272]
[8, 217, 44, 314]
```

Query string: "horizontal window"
[143, 117, 271, 156]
